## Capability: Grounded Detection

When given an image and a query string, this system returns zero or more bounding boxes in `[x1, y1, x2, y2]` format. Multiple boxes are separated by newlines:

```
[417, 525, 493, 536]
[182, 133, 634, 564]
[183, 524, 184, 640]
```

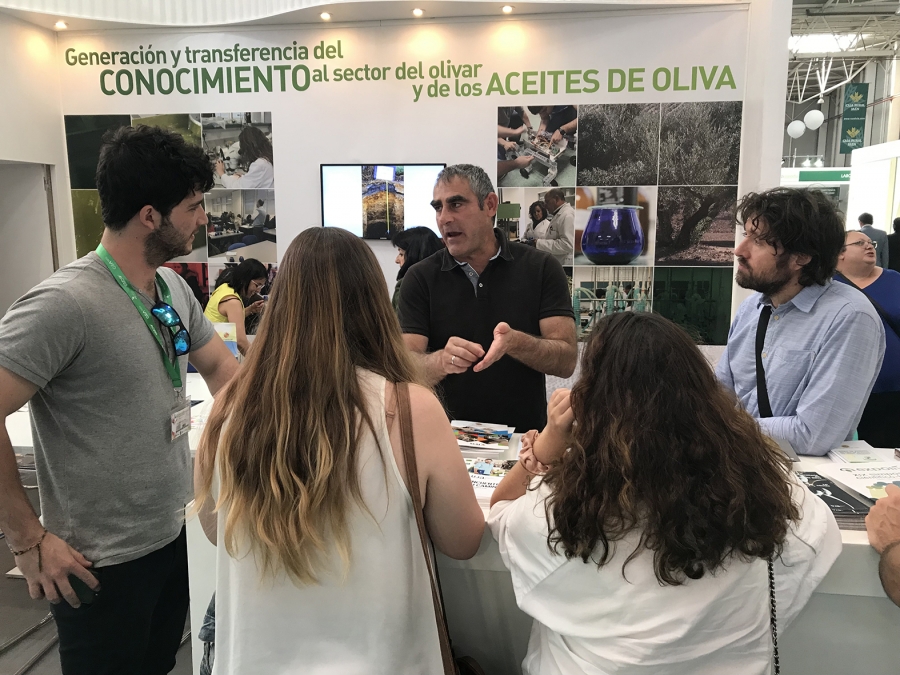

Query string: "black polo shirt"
[399, 229, 574, 431]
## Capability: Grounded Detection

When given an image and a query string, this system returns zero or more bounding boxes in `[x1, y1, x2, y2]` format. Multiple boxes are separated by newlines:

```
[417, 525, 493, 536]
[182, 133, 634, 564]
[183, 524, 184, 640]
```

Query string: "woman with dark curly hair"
[489, 312, 840, 675]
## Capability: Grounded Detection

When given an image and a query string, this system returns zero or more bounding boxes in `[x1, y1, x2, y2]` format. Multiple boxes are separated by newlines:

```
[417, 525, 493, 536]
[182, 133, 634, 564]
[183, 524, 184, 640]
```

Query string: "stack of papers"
[827, 441, 895, 464]
[451, 421, 514, 454]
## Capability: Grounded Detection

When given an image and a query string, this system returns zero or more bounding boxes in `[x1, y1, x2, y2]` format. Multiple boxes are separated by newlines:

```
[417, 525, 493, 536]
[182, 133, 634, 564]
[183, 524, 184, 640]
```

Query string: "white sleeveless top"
[212, 370, 442, 674]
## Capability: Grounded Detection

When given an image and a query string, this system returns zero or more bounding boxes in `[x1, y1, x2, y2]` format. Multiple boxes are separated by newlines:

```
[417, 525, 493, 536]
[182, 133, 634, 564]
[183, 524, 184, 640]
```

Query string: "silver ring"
[451, 355, 456, 366]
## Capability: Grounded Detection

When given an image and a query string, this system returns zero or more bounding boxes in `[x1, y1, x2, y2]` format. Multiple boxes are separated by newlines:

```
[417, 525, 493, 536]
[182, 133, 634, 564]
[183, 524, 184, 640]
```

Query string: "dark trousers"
[857, 391, 900, 449]
[50, 527, 189, 675]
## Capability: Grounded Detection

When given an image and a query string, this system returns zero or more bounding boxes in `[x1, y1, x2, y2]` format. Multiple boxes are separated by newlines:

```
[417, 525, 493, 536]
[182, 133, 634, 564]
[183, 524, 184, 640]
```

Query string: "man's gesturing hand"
[441, 337, 485, 375]
[473, 322, 516, 373]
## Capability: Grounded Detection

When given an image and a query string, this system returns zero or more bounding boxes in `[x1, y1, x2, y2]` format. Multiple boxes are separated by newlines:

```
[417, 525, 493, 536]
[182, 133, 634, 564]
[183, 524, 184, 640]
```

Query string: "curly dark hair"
[238, 125, 274, 166]
[543, 312, 799, 586]
[736, 187, 845, 287]
[96, 125, 214, 231]
[529, 200, 548, 223]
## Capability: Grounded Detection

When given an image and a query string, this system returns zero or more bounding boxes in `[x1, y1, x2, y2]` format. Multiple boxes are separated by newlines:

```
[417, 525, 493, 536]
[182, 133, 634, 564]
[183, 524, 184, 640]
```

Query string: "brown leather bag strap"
[396, 382, 457, 675]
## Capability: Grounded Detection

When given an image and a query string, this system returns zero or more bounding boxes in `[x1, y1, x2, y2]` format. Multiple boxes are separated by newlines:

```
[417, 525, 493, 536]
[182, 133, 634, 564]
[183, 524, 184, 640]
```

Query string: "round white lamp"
[804, 109, 825, 130]
[786, 120, 806, 139]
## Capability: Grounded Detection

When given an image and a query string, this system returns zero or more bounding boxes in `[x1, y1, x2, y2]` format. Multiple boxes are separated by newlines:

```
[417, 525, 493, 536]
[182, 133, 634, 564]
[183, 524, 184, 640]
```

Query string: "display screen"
[321, 164, 445, 239]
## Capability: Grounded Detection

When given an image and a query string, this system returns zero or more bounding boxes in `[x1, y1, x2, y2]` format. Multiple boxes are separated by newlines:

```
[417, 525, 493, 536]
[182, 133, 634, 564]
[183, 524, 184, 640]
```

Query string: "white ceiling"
[0, 0, 742, 31]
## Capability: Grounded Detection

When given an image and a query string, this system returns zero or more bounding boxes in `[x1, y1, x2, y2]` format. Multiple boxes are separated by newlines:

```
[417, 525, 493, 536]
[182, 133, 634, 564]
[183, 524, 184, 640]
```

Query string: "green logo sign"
[840, 83, 868, 154]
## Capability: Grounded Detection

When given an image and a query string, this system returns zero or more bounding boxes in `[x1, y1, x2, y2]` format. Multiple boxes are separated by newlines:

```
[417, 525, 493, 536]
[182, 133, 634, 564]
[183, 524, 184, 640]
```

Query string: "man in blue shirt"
[716, 188, 885, 456]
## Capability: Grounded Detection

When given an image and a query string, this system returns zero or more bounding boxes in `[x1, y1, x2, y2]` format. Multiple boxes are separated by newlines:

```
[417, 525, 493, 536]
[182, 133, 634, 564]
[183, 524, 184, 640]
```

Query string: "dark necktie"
[755, 305, 774, 418]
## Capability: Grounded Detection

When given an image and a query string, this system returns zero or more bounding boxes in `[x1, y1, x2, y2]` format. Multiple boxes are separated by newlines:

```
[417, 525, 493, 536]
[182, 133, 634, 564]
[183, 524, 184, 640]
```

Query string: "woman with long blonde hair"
[194, 227, 484, 673]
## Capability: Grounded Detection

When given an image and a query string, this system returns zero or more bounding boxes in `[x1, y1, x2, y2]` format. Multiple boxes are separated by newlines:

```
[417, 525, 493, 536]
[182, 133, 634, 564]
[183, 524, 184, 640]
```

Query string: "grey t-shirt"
[0, 252, 216, 566]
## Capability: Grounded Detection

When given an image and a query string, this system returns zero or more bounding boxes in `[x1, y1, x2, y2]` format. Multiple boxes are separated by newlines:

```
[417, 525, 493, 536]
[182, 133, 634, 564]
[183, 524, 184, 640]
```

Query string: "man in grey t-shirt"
[0, 126, 239, 674]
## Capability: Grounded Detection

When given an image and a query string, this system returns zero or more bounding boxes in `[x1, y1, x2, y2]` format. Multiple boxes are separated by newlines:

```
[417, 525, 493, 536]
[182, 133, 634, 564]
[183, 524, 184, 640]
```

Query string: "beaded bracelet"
[9, 529, 48, 572]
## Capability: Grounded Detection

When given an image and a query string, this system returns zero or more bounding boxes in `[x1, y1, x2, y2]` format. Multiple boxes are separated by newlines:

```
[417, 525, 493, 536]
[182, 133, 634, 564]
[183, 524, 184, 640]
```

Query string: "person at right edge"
[716, 187, 885, 456]
[835, 230, 900, 447]
[399, 164, 577, 432]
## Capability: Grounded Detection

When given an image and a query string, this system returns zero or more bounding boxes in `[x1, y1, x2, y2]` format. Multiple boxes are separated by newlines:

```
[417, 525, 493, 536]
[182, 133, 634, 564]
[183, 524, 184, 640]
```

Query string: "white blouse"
[219, 157, 274, 189]
[212, 370, 442, 674]
[488, 476, 841, 675]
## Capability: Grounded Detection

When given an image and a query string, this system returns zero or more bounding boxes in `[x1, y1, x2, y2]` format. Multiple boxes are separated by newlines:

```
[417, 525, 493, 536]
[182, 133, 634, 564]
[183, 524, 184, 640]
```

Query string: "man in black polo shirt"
[399, 164, 576, 431]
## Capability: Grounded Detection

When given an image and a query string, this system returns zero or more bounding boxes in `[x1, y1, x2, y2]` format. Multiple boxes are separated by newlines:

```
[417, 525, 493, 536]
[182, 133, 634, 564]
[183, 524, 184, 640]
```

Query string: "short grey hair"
[435, 164, 495, 209]
[544, 188, 565, 203]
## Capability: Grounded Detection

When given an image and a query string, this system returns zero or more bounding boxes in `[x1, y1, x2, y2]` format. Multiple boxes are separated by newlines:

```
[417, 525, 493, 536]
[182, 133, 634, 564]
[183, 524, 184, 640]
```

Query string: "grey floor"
[0, 472, 194, 675]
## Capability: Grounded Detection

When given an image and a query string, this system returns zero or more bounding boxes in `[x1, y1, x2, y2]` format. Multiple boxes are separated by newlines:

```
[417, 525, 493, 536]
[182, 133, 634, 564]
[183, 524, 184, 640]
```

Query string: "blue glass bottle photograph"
[581, 205, 644, 265]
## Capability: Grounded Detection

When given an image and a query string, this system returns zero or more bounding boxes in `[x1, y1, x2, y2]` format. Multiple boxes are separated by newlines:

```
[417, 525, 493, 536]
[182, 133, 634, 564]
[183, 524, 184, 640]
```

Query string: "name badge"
[170, 397, 192, 441]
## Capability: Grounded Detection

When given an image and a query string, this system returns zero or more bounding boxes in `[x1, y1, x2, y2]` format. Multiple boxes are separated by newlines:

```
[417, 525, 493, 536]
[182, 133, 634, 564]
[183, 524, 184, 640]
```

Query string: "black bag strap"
[835, 272, 900, 340]
[768, 558, 780, 674]
[755, 305, 774, 419]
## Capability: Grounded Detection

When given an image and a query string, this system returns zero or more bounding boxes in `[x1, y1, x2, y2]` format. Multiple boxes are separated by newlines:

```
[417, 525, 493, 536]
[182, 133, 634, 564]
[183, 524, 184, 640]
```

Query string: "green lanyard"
[96, 244, 183, 390]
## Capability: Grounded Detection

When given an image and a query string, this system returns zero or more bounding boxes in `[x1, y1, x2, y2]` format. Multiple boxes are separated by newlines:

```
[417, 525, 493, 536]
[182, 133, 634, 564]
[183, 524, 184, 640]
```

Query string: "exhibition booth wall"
[0, 0, 792, 342]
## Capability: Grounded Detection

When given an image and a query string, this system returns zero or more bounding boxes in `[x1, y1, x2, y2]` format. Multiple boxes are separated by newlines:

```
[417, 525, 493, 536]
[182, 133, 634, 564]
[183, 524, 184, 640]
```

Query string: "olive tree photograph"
[654, 186, 737, 266]
[658, 101, 742, 186]
[576, 103, 660, 186]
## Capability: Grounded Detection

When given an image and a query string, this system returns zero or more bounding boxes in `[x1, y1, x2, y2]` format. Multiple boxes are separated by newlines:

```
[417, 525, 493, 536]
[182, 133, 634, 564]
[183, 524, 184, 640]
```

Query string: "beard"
[735, 254, 793, 297]
[144, 215, 194, 267]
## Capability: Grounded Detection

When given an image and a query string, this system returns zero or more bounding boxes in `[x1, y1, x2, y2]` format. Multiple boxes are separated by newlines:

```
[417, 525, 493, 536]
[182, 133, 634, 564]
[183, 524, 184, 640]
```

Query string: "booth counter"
[6, 373, 900, 675]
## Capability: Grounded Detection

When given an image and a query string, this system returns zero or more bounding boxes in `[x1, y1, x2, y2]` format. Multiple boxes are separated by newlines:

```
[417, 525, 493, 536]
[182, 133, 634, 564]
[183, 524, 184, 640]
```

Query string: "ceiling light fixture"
[413, 8, 424, 17]
[502, 5, 514, 13]
[54, 21, 67, 29]
[320, 12, 332, 21]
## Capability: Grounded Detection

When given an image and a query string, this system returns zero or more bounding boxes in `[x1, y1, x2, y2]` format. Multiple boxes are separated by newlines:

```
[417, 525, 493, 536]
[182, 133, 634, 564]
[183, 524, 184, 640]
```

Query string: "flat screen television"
[320, 164, 445, 239]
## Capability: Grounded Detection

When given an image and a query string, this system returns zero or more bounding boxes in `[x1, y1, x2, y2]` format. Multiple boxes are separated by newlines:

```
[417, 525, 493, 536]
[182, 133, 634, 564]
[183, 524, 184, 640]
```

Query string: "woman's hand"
[214, 159, 225, 177]
[533, 389, 574, 464]
[244, 300, 265, 316]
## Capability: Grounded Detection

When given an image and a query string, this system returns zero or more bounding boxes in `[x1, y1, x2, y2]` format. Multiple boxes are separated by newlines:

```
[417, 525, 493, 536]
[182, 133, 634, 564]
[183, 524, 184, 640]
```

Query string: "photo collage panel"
[64, 111, 278, 324]
[495, 101, 742, 345]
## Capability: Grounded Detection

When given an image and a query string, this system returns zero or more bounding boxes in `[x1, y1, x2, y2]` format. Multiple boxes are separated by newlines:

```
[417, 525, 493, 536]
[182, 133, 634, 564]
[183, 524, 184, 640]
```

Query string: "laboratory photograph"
[572, 265, 654, 339]
[207, 189, 276, 263]
[202, 112, 274, 189]
[573, 186, 657, 267]
[497, 105, 577, 188]
[497, 186, 575, 266]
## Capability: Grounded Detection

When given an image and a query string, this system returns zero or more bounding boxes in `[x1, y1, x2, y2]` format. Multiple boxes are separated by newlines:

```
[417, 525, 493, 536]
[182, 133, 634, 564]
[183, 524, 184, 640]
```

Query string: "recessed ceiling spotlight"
[502, 5, 514, 13]
[320, 12, 332, 20]
[54, 20, 68, 29]
[413, 8, 424, 17]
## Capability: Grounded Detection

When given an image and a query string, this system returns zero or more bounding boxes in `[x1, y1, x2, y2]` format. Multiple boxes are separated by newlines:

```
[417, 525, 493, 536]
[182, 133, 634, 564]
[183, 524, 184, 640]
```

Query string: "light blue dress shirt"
[716, 281, 885, 456]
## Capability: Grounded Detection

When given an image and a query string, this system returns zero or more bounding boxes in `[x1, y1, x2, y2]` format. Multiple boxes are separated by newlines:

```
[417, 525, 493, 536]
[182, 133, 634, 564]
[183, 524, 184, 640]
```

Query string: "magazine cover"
[815, 463, 900, 500]
[452, 420, 514, 451]
[795, 472, 872, 515]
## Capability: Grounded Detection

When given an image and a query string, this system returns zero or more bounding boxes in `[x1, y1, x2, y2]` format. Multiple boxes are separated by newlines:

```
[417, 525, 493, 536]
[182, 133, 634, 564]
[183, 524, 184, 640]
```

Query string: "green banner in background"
[840, 83, 869, 154]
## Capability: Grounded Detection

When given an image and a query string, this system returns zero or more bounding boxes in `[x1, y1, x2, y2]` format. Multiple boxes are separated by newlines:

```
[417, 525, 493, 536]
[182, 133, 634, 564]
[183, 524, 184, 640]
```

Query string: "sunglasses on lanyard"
[150, 302, 192, 356]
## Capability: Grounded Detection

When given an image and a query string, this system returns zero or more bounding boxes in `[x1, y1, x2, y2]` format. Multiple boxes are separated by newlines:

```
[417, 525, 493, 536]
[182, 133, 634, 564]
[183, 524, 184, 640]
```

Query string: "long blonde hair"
[196, 227, 424, 585]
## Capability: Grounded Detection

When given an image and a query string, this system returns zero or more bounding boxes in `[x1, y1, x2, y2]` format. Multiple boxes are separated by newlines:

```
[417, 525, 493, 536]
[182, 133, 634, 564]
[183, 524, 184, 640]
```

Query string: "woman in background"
[215, 125, 274, 189]
[205, 258, 267, 355]
[835, 229, 900, 447]
[523, 201, 549, 242]
[391, 227, 443, 310]
[194, 227, 483, 674]
[490, 312, 840, 675]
